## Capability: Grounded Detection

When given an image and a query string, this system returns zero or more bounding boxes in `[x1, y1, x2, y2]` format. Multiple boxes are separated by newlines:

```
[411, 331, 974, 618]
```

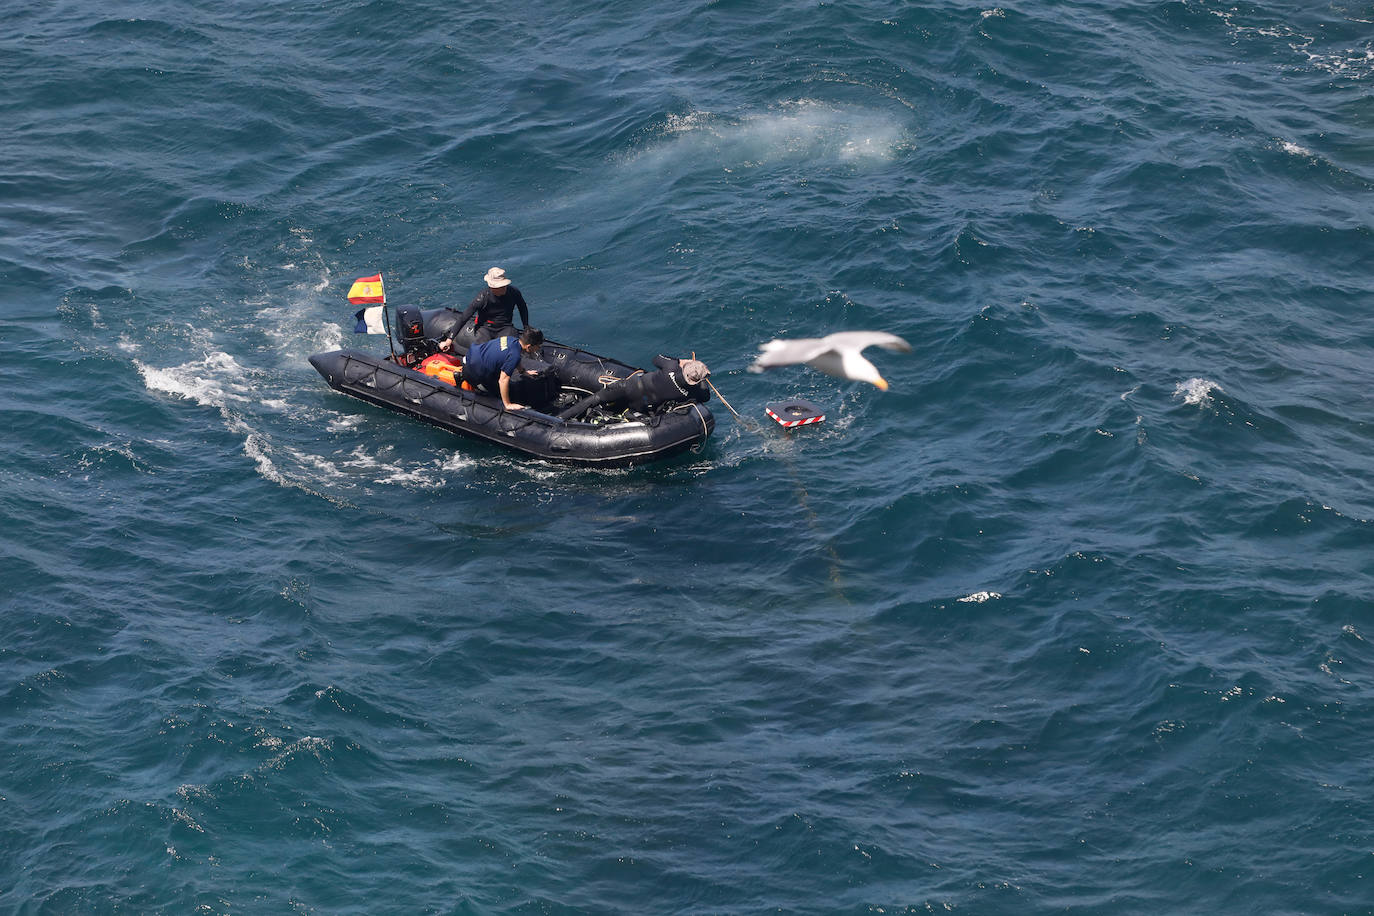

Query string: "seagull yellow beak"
[872, 376, 889, 391]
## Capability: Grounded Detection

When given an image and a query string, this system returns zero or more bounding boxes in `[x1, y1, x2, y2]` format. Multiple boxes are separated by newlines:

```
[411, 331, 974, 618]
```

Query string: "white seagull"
[749, 331, 911, 390]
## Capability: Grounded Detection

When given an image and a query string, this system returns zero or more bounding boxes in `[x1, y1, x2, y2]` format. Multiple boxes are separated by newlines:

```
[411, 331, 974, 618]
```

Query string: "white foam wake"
[136, 351, 256, 410]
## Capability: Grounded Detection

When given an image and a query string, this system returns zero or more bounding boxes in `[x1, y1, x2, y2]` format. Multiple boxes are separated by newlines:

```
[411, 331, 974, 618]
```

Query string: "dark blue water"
[4, 1, 1373, 912]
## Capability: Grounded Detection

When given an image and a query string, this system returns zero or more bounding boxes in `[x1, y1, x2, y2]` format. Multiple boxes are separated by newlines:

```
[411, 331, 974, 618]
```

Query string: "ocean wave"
[1203, 2, 1374, 81]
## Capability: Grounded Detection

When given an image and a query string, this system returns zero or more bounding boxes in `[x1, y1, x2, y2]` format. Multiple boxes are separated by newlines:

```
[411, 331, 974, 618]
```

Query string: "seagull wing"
[819, 331, 912, 354]
[749, 331, 911, 386]
[750, 336, 836, 371]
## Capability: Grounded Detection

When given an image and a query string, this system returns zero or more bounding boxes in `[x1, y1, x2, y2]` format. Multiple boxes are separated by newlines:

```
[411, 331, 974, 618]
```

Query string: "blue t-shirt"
[464, 336, 523, 381]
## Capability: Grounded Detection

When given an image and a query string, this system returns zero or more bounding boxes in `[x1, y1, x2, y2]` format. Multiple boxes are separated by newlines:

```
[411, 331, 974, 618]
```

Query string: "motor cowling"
[396, 305, 427, 351]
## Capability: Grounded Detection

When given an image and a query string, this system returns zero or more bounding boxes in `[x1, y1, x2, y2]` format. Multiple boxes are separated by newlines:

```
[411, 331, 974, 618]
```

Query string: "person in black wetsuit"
[450, 267, 531, 344]
[557, 356, 711, 420]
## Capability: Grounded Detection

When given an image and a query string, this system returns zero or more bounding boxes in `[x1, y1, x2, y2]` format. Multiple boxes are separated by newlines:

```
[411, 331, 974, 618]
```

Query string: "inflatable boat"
[309, 306, 715, 466]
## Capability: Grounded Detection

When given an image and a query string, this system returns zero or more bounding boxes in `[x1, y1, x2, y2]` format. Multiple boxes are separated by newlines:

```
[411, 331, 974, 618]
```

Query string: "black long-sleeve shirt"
[638, 354, 710, 404]
[455, 286, 529, 332]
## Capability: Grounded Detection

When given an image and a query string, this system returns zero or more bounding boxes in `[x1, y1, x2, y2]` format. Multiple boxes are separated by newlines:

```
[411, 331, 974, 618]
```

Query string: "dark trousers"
[473, 323, 517, 344]
[558, 384, 625, 420]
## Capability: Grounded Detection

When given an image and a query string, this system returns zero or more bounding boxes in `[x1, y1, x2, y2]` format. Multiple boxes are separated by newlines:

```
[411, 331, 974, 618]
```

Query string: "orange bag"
[419, 353, 463, 387]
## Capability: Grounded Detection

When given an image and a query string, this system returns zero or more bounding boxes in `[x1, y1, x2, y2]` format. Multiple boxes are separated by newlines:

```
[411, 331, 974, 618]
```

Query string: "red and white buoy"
[765, 399, 825, 428]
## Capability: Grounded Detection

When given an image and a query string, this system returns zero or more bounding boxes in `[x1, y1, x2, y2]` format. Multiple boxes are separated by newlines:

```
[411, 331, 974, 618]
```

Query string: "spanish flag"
[348, 274, 386, 304]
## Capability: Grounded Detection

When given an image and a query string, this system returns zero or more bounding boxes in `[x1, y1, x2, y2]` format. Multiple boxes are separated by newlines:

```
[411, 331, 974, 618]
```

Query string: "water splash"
[634, 100, 911, 174]
[1174, 377, 1222, 409]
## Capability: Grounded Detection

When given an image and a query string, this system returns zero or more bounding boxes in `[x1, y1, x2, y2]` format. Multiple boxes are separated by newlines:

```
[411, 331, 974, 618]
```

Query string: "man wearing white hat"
[452, 267, 531, 344]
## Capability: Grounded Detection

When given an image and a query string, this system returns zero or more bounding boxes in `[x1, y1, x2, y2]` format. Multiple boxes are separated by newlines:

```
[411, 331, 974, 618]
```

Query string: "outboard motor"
[395, 305, 431, 368]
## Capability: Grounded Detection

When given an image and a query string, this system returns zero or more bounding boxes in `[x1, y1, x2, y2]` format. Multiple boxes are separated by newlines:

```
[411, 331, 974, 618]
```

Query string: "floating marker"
[765, 398, 825, 428]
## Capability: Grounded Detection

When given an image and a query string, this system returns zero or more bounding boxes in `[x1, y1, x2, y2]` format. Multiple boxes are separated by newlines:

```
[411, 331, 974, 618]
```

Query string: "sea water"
[3, 1, 1373, 912]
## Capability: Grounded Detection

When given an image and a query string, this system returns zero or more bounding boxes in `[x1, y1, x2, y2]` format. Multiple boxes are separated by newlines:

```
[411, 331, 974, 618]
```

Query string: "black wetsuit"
[558, 355, 710, 420]
[453, 286, 530, 343]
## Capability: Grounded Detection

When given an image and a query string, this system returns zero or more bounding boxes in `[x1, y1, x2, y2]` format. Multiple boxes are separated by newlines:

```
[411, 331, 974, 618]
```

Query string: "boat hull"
[308, 347, 714, 467]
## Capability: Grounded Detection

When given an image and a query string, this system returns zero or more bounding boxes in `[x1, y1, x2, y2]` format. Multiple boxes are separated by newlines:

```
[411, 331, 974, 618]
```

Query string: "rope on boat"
[690, 402, 710, 443]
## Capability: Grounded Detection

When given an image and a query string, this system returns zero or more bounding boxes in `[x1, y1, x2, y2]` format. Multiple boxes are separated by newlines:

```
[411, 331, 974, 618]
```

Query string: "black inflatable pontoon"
[309, 307, 714, 466]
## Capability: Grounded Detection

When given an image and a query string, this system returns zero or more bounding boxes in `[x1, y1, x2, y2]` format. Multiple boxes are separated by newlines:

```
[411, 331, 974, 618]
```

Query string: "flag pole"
[383, 300, 397, 358]
[379, 274, 396, 357]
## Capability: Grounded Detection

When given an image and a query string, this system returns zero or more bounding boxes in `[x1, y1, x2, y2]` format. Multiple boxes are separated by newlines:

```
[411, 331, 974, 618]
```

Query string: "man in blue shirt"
[461, 327, 544, 411]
